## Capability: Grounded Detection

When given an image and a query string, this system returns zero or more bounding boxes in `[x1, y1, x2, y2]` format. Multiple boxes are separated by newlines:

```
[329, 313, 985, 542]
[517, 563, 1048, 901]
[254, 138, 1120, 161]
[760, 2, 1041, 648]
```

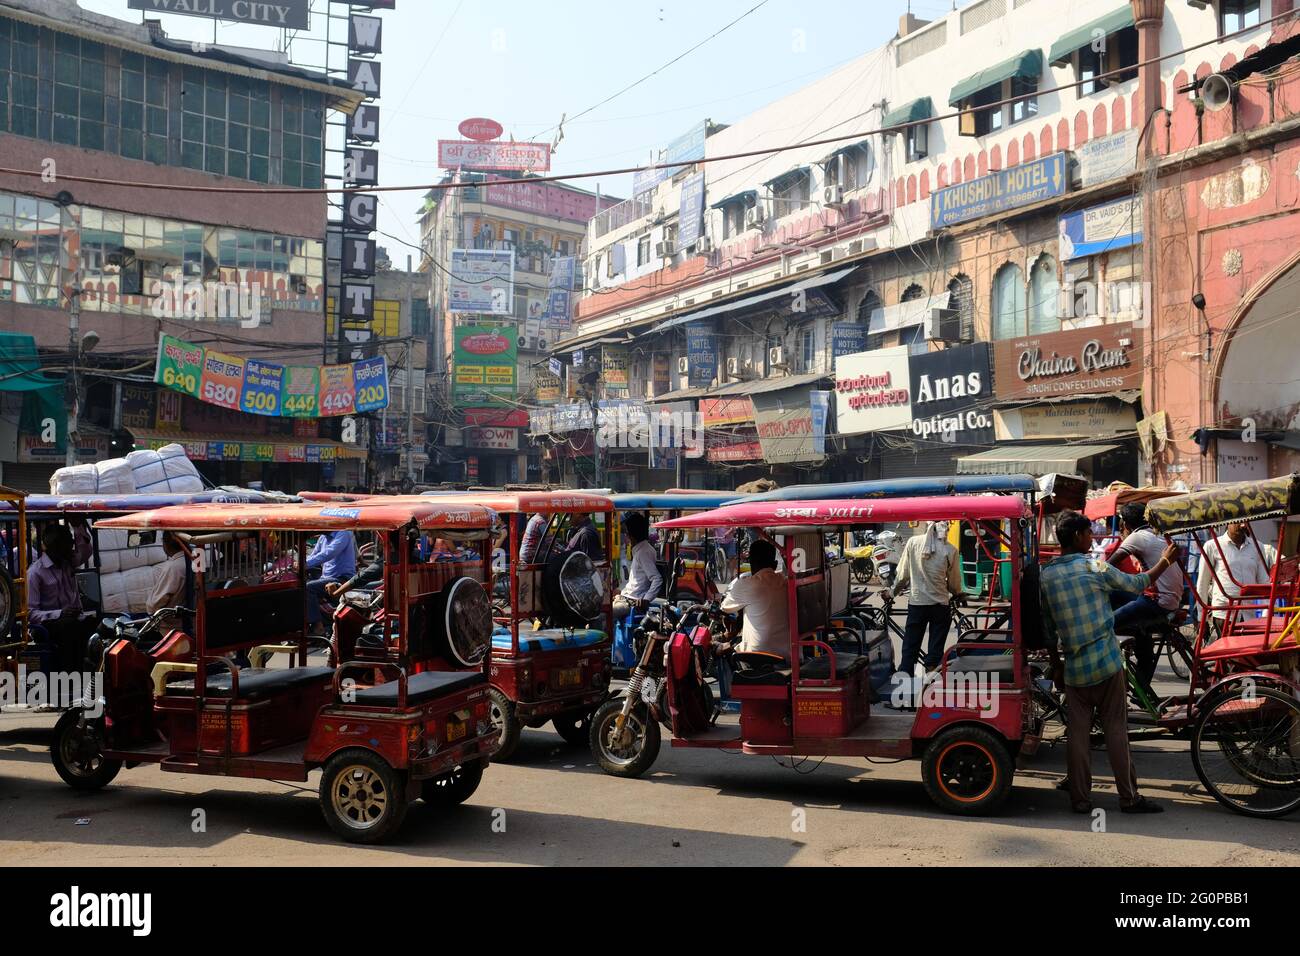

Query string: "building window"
[765, 332, 783, 374]
[722, 201, 748, 239]
[797, 326, 816, 372]
[0, 193, 62, 307]
[992, 262, 1026, 340]
[1075, 27, 1139, 95]
[948, 274, 974, 343]
[1221, 0, 1261, 35]
[901, 323, 927, 356]
[959, 75, 1039, 137]
[825, 145, 875, 192]
[770, 170, 811, 216]
[637, 234, 651, 266]
[1028, 254, 1061, 334]
[906, 125, 929, 162]
[120, 51, 170, 164]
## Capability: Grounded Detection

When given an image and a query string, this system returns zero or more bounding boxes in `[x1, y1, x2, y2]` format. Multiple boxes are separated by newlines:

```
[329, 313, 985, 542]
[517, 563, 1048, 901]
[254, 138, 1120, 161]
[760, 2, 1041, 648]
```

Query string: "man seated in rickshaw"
[718, 540, 790, 663]
[305, 528, 357, 635]
[27, 520, 95, 671]
[1196, 520, 1276, 641]
[146, 532, 189, 634]
[1106, 503, 1185, 687]
[614, 512, 662, 619]
[567, 511, 605, 561]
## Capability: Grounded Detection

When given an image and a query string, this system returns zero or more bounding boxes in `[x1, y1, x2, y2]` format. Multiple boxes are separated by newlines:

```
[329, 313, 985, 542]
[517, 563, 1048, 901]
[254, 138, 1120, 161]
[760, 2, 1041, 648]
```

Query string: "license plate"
[553, 667, 582, 689]
[445, 720, 467, 743]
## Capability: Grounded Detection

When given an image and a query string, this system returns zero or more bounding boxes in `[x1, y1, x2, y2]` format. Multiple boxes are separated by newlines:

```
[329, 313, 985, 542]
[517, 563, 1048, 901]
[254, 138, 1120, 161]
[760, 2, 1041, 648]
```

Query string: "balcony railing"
[589, 196, 653, 242]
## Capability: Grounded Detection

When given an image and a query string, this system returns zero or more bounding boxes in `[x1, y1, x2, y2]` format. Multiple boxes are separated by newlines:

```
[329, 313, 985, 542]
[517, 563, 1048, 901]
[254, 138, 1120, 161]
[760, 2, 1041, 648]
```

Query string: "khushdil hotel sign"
[930, 152, 1070, 230]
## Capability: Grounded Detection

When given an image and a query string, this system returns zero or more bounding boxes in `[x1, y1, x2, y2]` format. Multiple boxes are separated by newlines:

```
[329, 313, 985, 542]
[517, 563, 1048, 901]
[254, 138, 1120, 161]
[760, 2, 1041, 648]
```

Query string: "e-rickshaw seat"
[351, 669, 486, 706]
[490, 624, 608, 653]
[798, 654, 871, 681]
[163, 665, 334, 701]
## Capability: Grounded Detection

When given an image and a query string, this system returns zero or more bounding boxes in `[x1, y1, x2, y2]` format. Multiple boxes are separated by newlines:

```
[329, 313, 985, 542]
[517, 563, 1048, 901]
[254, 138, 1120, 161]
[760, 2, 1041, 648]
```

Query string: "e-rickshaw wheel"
[1191, 685, 1300, 818]
[0, 562, 13, 639]
[551, 709, 592, 747]
[319, 748, 409, 844]
[590, 697, 660, 777]
[487, 687, 522, 761]
[422, 758, 486, 807]
[50, 709, 122, 791]
[920, 725, 1013, 815]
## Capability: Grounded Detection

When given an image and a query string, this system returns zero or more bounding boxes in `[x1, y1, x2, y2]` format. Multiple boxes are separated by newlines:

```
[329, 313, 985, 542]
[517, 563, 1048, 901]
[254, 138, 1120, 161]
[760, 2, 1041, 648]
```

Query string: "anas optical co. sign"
[930, 152, 1070, 230]
[128, 0, 310, 30]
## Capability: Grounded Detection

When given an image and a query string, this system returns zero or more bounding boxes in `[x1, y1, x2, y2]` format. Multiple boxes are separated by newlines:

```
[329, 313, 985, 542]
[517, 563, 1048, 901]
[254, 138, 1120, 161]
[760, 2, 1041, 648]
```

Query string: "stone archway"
[1215, 252, 1300, 432]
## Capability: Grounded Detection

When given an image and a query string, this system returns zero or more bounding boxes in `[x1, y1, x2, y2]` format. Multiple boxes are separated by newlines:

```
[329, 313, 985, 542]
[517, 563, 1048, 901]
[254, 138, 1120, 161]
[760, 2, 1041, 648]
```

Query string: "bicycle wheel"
[1164, 629, 1193, 681]
[1191, 685, 1300, 818]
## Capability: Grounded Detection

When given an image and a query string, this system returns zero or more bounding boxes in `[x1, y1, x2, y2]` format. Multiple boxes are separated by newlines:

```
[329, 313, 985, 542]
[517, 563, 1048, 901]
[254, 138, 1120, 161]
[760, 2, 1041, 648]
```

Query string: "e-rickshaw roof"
[0, 489, 297, 514]
[734, 475, 1039, 504]
[655, 495, 1030, 532]
[609, 492, 742, 511]
[1083, 487, 1179, 521]
[95, 501, 498, 533]
[1145, 474, 1300, 534]
[417, 490, 615, 514]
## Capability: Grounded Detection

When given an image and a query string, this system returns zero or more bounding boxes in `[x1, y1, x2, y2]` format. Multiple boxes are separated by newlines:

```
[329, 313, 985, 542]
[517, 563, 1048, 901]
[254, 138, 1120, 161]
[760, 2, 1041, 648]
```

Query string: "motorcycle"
[870, 529, 900, 586]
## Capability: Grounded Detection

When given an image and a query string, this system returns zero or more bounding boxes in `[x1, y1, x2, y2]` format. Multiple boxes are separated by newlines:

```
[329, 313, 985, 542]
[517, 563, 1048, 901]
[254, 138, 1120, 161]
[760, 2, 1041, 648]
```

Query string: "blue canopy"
[609, 493, 743, 512]
[0, 490, 296, 514]
[735, 475, 1039, 504]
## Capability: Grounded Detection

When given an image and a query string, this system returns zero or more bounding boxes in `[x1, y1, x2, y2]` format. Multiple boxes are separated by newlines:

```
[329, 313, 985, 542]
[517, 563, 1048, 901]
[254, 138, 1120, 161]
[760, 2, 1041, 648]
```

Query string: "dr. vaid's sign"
[128, 0, 310, 29]
[930, 153, 1070, 230]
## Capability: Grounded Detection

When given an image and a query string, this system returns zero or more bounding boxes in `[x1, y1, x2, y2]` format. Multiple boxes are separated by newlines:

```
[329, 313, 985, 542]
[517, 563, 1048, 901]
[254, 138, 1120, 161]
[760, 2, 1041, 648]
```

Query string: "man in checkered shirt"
[1040, 511, 1179, 815]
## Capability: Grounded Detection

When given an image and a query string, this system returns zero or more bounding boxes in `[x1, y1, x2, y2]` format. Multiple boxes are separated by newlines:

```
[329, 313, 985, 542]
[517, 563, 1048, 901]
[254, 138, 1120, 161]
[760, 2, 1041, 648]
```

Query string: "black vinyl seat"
[944, 650, 1015, 681]
[731, 666, 791, 686]
[165, 666, 334, 701]
[350, 670, 486, 707]
[798, 654, 870, 680]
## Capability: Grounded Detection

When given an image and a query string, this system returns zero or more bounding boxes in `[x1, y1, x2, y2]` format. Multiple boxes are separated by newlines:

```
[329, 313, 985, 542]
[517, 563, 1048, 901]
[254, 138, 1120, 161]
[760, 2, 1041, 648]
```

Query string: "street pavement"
[4, 697, 1300, 866]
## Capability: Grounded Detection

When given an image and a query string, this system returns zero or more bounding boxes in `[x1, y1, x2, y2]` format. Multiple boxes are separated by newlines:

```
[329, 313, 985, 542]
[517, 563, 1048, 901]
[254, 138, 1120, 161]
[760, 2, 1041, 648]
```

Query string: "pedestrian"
[1196, 520, 1276, 639]
[892, 521, 964, 681]
[1040, 510, 1177, 814]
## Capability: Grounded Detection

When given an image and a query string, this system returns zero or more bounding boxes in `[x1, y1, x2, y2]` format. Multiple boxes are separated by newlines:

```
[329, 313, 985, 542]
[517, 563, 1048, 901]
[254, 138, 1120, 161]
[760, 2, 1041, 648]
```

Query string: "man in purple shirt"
[28, 521, 95, 671]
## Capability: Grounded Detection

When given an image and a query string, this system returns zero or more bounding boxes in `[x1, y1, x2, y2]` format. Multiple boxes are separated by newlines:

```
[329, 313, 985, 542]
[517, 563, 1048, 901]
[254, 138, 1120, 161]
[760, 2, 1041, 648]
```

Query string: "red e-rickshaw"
[591, 495, 1038, 815]
[50, 500, 501, 844]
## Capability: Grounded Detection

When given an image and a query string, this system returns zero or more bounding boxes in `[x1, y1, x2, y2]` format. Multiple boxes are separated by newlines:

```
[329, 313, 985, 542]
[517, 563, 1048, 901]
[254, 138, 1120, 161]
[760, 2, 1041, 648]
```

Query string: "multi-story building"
[419, 169, 616, 486]
[0, 0, 365, 491]
[548, 0, 1298, 492]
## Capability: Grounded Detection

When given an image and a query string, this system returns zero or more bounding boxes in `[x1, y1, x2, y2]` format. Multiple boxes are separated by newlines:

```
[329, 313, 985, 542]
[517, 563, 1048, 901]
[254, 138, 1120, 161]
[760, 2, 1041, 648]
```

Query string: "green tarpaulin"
[881, 97, 934, 130]
[1049, 7, 1135, 67]
[949, 49, 1043, 107]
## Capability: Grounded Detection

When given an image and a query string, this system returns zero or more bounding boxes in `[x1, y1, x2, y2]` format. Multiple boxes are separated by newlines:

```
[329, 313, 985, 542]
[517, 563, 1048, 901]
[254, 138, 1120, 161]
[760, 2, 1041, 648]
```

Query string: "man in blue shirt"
[306, 530, 357, 633]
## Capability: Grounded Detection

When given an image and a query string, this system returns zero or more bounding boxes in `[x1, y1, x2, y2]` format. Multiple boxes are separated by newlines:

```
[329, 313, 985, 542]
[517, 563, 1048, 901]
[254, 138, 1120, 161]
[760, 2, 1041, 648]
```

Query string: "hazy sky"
[77, 0, 939, 254]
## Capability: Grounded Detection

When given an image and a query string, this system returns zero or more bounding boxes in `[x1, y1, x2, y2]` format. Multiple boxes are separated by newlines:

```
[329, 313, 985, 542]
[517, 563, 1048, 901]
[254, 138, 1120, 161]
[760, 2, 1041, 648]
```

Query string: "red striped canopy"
[654, 495, 1028, 530]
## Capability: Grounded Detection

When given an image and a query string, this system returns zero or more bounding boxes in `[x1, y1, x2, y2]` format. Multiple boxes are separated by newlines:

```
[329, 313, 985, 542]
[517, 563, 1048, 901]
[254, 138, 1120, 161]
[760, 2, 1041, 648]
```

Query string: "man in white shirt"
[615, 513, 663, 614]
[719, 539, 790, 662]
[147, 533, 189, 634]
[893, 521, 964, 674]
[1196, 521, 1276, 636]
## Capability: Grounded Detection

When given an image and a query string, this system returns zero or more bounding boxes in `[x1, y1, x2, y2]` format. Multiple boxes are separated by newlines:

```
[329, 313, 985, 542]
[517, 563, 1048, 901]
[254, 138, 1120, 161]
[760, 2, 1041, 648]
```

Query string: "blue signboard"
[677, 173, 706, 250]
[686, 322, 716, 388]
[543, 288, 572, 328]
[353, 356, 390, 413]
[930, 152, 1070, 230]
[633, 121, 708, 196]
[549, 255, 577, 289]
[831, 323, 867, 359]
[1058, 197, 1142, 261]
[241, 359, 283, 417]
[810, 390, 830, 456]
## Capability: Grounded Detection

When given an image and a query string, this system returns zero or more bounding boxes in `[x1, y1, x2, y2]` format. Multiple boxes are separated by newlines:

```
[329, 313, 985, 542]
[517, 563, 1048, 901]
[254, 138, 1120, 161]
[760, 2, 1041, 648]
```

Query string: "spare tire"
[541, 550, 605, 627]
[430, 576, 491, 667]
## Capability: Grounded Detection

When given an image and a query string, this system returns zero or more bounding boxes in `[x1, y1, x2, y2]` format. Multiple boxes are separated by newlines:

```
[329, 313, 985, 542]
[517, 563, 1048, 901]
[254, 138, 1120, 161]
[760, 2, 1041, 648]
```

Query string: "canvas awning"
[0, 332, 61, 392]
[648, 265, 859, 335]
[709, 189, 757, 210]
[1049, 7, 1135, 67]
[881, 97, 934, 131]
[867, 293, 953, 334]
[949, 49, 1043, 106]
[956, 443, 1119, 476]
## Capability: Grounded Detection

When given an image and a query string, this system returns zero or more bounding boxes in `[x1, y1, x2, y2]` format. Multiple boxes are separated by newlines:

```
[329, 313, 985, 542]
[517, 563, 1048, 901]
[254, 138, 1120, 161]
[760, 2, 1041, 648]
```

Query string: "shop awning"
[649, 265, 859, 335]
[949, 49, 1043, 106]
[1049, 7, 1135, 67]
[0, 332, 61, 392]
[763, 166, 810, 189]
[130, 429, 369, 461]
[867, 293, 954, 334]
[818, 137, 875, 165]
[709, 189, 757, 210]
[956, 443, 1119, 476]
[656, 370, 829, 403]
[881, 97, 934, 131]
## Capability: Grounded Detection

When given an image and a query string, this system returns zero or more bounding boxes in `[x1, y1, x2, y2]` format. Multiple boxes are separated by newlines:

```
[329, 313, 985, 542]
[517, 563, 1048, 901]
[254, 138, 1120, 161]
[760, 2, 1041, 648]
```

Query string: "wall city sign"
[128, 0, 309, 29]
[992, 323, 1143, 401]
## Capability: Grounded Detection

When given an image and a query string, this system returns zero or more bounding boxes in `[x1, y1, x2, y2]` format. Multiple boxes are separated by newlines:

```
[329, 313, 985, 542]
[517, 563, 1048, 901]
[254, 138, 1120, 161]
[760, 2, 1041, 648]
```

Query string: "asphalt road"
[4, 700, 1300, 866]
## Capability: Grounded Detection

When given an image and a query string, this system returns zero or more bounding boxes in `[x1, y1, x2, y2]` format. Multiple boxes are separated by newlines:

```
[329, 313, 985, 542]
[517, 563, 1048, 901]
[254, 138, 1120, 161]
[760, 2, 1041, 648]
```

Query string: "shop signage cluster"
[332, 0, 391, 362]
[992, 322, 1142, 400]
[437, 140, 551, 172]
[453, 325, 517, 403]
[908, 343, 994, 445]
[154, 334, 389, 418]
[465, 426, 519, 451]
[632, 121, 708, 196]
[1058, 197, 1143, 262]
[449, 248, 515, 314]
[834, 345, 912, 435]
[135, 436, 348, 464]
[686, 323, 717, 388]
[930, 152, 1069, 230]
[752, 386, 827, 464]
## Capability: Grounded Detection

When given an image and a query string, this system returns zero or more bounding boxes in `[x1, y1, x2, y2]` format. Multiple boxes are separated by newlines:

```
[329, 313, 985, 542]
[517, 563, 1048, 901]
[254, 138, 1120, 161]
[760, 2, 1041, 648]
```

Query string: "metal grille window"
[961, 0, 1006, 34]
[895, 21, 947, 67]
[948, 274, 974, 343]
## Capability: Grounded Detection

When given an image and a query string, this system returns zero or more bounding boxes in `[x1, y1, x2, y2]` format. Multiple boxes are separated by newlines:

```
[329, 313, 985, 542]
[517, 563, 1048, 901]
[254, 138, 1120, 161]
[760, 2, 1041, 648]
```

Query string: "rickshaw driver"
[717, 539, 791, 663]
[1041, 511, 1178, 815]
[305, 529, 357, 635]
[614, 512, 662, 617]
[27, 520, 95, 672]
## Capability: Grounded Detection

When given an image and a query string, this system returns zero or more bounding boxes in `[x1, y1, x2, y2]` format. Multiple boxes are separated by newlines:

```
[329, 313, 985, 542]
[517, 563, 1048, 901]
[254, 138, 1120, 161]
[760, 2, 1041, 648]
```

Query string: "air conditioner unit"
[922, 307, 962, 344]
[536, 336, 548, 351]
[655, 240, 675, 258]
[517, 335, 528, 349]
[695, 235, 713, 253]
[726, 356, 740, 377]
[768, 345, 786, 368]
[823, 185, 845, 207]
[745, 205, 766, 230]
[677, 356, 690, 374]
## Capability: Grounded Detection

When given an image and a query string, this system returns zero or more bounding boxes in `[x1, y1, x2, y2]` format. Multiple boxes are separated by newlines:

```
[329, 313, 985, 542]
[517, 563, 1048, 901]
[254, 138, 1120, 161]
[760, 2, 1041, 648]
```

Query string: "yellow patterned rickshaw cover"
[1145, 474, 1300, 534]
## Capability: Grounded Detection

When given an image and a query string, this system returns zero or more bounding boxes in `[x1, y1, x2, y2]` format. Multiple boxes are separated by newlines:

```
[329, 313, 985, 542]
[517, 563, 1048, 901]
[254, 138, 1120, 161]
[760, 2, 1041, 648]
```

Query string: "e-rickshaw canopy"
[1145, 474, 1300, 535]
[96, 501, 499, 534]
[417, 490, 614, 515]
[0, 490, 296, 513]
[733, 475, 1039, 504]
[655, 495, 1030, 533]
[1083, 487, 1179, 521]
[608, 492, 741, 511]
